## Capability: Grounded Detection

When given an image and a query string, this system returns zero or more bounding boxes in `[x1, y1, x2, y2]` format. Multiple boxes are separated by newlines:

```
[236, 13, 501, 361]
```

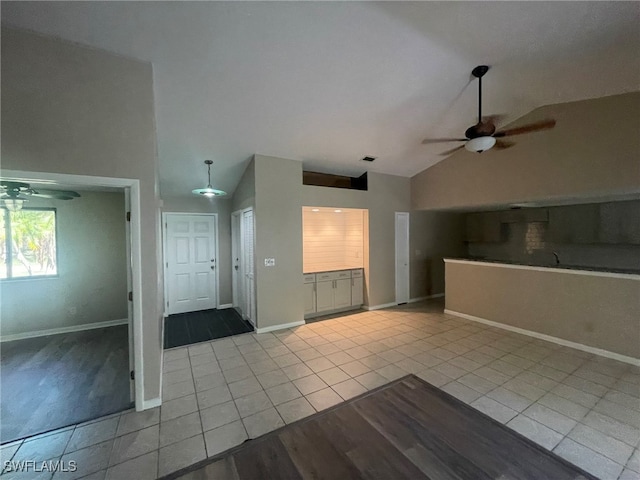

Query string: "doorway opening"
[162, 212, 252, 349]
[0, 169, 143, 444]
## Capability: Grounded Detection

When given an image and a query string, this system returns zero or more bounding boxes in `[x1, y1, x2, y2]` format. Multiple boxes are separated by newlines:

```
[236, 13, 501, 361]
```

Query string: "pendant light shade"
[192, 160, 227, 197]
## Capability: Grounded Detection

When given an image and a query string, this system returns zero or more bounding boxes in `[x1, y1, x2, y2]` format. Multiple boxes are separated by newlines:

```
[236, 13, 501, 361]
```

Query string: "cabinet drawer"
[303, 274, 316, 284]
[351, 269, 363, 278]
[316, 270, 351, 281]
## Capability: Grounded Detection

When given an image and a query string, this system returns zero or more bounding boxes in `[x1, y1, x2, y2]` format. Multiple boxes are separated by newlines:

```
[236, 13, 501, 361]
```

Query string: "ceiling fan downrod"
[471, 65, 489, 124]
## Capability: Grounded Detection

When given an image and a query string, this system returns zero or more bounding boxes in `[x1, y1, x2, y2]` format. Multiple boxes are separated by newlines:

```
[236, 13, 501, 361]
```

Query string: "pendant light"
[192, 160, 226, 197]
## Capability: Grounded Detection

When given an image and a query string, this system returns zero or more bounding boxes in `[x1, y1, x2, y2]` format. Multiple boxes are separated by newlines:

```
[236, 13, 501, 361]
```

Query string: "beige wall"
[445, 260, 640, 359]
[1, 28, 162, 403]
[409, 211, 465, 299]
[254, 155, 304, 329]
[1, 192, 127, 337]
[302, 172, 412, 307]
[412, 92, 640, 210]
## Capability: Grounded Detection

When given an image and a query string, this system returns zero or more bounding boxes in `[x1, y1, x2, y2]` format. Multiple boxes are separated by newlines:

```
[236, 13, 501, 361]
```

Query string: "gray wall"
[466, 201, 640, 272]
[231, 158, 256, 212]
[254, 155, 304, 329]
[445, 260, 640, 359]
[410, 211, 465, 299]
[1, 192, 128, 337]
[1, 28, 162, 403]
[411, 92, 640, 210]
[162, 196, 233, 305]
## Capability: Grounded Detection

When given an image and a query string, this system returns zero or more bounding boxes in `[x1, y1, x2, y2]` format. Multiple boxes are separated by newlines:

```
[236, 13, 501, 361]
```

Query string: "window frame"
[1, 206, 59, 281]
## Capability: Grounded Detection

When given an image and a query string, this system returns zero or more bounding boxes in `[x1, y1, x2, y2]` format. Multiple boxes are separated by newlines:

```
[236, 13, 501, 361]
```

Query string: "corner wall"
[1, 28, 162, 404]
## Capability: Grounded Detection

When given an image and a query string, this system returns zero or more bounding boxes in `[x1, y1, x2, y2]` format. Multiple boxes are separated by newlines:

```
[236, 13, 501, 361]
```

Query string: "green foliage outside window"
[0, 209, 57, 279]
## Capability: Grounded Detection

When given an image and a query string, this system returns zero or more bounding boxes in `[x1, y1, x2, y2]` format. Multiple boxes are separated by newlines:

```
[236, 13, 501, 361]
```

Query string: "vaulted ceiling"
[3, 2, 639, 198]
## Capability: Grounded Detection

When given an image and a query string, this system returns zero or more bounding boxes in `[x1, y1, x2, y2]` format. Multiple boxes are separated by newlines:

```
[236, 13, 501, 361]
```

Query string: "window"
[0, 208, 57, 279]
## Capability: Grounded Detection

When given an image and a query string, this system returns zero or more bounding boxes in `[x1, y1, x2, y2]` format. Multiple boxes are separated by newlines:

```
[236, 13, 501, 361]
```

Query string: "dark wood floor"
[164, 308, 253, 349]
[168, 375, 595, 480]
[0, 325, 132, 444]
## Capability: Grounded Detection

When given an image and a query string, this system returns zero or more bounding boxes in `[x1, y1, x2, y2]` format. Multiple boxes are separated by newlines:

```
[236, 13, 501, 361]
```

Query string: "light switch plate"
[264, 258, 275, 267]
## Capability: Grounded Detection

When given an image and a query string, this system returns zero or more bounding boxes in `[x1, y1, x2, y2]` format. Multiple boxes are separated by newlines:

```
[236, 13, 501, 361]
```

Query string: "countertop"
[444, 258, 640, 277]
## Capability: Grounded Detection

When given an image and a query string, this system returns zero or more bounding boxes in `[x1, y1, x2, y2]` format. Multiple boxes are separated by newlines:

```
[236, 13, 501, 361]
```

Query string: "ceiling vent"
[361, 156, 376, 162]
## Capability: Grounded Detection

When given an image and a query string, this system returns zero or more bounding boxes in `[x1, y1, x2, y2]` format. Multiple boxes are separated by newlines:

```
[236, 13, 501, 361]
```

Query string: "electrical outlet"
[264, 258, 275, 267]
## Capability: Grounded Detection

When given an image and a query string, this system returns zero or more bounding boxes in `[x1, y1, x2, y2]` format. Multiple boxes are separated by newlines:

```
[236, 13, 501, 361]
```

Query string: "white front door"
[165, 213, 218, 315]
[395, 212, 410, 304]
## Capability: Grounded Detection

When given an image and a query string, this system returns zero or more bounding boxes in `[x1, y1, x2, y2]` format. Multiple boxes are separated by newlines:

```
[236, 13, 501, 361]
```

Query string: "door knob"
[234, 265, 239, 270]
[211, 266, 215, 270]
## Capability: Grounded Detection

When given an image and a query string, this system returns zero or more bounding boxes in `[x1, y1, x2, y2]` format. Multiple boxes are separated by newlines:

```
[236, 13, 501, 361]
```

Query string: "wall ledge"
[444, 309, 640, 367]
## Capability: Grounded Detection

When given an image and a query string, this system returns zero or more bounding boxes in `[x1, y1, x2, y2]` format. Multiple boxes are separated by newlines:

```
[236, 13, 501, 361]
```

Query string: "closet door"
[242, 209, 256, 324]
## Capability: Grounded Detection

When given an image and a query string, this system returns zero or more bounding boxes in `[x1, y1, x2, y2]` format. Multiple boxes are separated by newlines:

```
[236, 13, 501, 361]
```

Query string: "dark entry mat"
[163, 308, 254, 349]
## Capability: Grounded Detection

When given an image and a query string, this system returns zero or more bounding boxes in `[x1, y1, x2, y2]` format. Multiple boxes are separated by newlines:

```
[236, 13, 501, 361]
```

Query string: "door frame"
[395, 211, 410, 304]
[162, 212, 220, 316]
[231, 210, 241, 311]
[1, 169, 144, 410]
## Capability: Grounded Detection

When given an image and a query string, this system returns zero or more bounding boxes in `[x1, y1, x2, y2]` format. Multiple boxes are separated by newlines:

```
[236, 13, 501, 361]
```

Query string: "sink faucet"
[552, 252, 560, 265]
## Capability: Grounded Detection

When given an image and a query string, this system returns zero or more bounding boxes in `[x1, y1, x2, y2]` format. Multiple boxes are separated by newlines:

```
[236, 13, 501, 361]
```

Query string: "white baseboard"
[365, 302, 397, 311]
[444, 309, 640, 367]
[256, 320, 305, 334]
[409, 293, 444, 303]
[366, 293, 444, 311]
[0, 318, 129, 343]
[139, 397, 161, 411]
[218, 303, 233, 309]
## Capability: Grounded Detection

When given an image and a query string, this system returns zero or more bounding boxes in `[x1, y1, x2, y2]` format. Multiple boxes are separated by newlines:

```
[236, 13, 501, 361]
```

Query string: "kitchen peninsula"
[444, 258, 640, 362]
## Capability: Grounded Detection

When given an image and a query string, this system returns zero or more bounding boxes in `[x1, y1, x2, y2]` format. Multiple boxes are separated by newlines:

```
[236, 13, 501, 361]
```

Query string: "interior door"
[241, 209, 256, 325]
[165, 213, 218, 315]
[395, 212, 410, 304]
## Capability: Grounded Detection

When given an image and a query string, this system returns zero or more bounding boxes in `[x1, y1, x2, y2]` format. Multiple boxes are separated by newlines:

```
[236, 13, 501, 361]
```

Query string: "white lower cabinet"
[334, 279, 352, 309]
[303, 282, 316, 315]
[316, 280, 334, 312]
[351, 275, 363, 306]
[305, 269, 364, 318]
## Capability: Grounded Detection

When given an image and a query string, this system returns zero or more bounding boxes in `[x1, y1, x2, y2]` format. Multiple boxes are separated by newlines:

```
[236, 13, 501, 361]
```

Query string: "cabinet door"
[316, 280, 334, 312]
[303, 282, 316, 315]
[334, 278, 352, 308]
[351, 276, 363, 306]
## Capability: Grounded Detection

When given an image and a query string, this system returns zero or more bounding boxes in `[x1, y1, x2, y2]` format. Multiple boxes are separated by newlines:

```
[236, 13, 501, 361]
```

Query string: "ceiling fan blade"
[482, 114, 506, 127]
[31, 193, 77, 200]
[494, 119, 556, 138]
[32, 188, 81, 198]
[439, 144, 466, 156]
[494, 139, 515, 150]
[422, 138, 467, 145]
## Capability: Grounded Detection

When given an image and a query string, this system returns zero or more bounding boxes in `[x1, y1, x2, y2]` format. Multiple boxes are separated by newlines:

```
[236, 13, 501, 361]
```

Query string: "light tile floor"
[1, 301, 639, 480]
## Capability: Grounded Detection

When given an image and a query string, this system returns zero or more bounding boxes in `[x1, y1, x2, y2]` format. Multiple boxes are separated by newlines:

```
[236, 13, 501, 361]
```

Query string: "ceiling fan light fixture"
[3, 197, 27, 211]
[192, 160, 227, 197]
[465, 136, 496, 153]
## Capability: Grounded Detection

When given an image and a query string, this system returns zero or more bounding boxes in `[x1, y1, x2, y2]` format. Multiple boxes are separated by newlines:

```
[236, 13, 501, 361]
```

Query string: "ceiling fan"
[423, 65, 556, 155]
[1, 181, 81, 211]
